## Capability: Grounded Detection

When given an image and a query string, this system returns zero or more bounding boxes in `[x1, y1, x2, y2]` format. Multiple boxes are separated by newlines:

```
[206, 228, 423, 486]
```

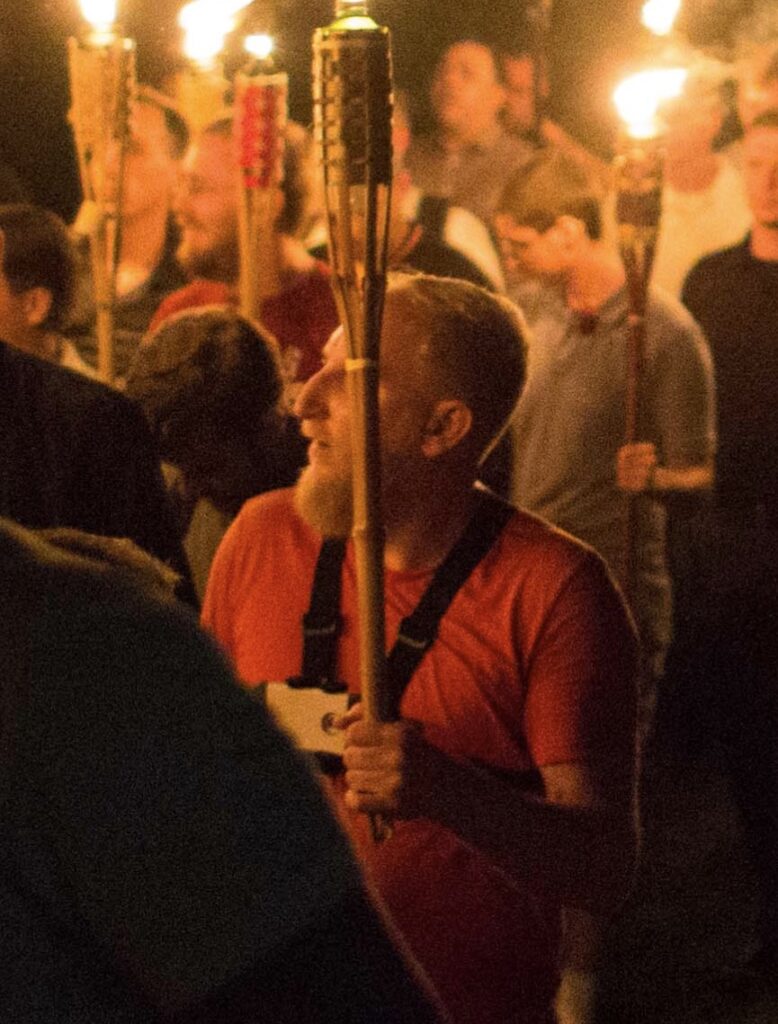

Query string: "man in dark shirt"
[69, 87, 190, 382]
[0, 334, 192, 598]
[0, 519, 446, 1023]
[681, 108, 778, 974]
[405, 40, 534, 225]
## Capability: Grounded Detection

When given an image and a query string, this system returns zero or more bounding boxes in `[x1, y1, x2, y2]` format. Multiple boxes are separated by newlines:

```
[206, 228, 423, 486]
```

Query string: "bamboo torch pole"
[614, 139, 662, 598]
[67, 1, 135, 386]
[312, 0, 394, 836]
[613, 64, 686, 598]
[234, 35, 287, 325]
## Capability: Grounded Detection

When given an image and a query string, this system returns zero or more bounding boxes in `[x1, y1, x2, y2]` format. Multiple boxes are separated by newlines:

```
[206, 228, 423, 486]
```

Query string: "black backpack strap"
[385, 490, 514, 716]
[291, 491, 514, 712]
[290, 538, 347, 692]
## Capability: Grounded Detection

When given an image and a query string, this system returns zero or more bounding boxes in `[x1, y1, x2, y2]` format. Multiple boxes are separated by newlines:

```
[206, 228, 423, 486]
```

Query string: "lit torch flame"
[79, 0, 118, 41]
[244, 34, 275, 62]
[179, 0, 252, 69]
[641, 0, 681, 37]
[613, 67, 687, 139]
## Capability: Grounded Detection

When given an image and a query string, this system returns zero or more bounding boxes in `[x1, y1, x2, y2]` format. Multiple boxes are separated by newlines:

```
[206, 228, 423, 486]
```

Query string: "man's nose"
[293, 368, 326, 422]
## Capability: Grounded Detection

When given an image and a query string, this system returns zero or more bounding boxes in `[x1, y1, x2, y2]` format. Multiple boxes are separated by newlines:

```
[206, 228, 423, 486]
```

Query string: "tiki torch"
[176, 0, 251, 131]
[312, 1, 393, 779]
[234, 34, 287, 323]
[613, 64, 686, 594]
[67, 0, 135, 384]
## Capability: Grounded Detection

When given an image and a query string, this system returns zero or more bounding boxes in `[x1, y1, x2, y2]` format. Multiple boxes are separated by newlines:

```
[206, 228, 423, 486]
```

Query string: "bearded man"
[202, 272, 639, 1024]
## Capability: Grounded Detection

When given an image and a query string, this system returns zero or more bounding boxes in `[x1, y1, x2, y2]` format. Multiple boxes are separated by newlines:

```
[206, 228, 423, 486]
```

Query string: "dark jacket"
[0, 340, 193, 598]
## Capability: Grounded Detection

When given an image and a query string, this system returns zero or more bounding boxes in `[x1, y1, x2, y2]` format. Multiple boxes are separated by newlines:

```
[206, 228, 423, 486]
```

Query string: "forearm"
[618, 443, 714, 494]
[412, 753, 637, 913]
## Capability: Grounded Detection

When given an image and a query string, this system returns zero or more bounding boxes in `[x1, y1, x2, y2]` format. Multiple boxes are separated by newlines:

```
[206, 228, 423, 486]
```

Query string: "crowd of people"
[1, 26, 777, 1024]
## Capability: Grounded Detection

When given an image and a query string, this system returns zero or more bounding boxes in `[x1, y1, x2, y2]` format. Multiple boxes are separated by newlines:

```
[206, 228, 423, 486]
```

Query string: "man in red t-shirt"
[203, 272, 639, 1024]
[149, 119, 337, 387]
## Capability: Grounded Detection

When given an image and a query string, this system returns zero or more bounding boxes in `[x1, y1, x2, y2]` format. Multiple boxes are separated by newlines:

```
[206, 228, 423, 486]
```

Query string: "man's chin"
[293, 467, 353, 538]
[176, 240, 237, 283]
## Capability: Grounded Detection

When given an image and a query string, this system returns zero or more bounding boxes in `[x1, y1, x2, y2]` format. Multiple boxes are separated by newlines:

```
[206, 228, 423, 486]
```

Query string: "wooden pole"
[313, 6, 394, 833]
[614, 141, 662, 600]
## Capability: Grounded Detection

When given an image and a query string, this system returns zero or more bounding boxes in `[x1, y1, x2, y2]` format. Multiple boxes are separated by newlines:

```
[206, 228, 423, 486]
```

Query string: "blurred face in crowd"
[293, 294, 436, 536]
[739, 81, 778, 128]
[430, 42, 506, 141]
[661, 86, 722, 161]
[120, 101, 180, 224]
[0, 265, 42, 351]
[737, 46, 778, 128]
[501, 54, 537, 134]
[175, 131, 239, 282]
[493, 213, 568, 281]
[743, 123, 778, 229]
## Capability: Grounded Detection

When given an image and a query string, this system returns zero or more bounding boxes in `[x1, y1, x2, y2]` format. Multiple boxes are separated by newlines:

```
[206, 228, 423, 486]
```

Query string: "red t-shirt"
[148, 264, 338, 383]
[202, 488, 637, 1024]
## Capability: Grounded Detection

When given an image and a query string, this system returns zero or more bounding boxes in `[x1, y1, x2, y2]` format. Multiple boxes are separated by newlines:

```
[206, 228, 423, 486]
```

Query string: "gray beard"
[293, 465, 354, 538]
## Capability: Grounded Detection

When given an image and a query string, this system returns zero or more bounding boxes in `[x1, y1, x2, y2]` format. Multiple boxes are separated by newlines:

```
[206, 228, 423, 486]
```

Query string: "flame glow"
[613, 67, 688, 138]
[641, 0, 682, 37]
[245, 34, 274, 61]
[179, 0, 252, 68]
[79, 0, 118, 32]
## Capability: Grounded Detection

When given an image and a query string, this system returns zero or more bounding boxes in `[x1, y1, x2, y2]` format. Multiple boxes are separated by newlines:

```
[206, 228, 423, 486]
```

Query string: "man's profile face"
[175, 132, 239, 281]
[0, 263, 36, 349]
[501, 55, 537, 134]
[493, 212, 566, 281]
[430, 42, 505, 138]
[292, 296, 436, 536]
[661, 89, 722, 160]
[743, 125, 778, 229]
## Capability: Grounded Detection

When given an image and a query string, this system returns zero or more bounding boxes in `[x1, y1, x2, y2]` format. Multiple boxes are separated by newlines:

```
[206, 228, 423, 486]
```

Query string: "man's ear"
[421, 399, 474, 458]
[553, 215, 587, 247]
[22, 287, 53, 329]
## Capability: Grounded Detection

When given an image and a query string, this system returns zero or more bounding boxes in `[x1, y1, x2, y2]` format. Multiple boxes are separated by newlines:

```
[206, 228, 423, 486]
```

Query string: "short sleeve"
[645, 305, 716, 468]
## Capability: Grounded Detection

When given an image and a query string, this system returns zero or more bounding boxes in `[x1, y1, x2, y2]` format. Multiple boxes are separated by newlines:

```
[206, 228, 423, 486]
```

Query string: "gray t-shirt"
[405, 129, 534, 224]
[510, 284, 715, 657]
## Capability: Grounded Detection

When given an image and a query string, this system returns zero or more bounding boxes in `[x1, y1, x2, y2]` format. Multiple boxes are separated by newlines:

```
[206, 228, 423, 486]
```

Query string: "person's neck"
[117, 208, 169, 296]
[278, 234, 316, 281]
[663, 150, 719, 193]
[10, 327, 59, 363]
[565, 242, 625, 314]
[439, 120, 498, 151]
[383, 472, 477, 573]
[750, 223, 778, 262]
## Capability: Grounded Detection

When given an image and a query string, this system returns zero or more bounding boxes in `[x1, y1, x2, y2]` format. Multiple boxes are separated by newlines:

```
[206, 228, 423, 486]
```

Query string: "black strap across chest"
[288, 488, 514, 719]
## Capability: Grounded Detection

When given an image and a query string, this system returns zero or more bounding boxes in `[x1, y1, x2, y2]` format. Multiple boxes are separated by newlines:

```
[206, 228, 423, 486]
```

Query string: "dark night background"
[0, 0, 755, 221]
